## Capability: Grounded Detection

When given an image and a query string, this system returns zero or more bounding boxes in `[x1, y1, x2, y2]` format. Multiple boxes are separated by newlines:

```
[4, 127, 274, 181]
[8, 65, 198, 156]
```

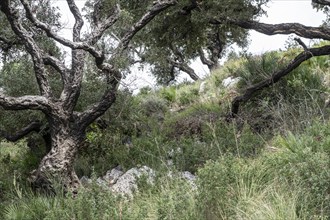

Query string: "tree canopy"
[83, 0, 269, 84]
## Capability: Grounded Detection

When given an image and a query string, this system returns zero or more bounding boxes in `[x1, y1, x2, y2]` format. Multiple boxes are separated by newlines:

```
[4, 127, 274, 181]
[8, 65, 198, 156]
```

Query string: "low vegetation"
[1, 45, 330, 219]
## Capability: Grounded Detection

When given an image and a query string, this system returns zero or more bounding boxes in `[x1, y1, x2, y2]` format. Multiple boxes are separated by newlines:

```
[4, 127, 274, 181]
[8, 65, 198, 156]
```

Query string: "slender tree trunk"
[29, 120, 83, 195]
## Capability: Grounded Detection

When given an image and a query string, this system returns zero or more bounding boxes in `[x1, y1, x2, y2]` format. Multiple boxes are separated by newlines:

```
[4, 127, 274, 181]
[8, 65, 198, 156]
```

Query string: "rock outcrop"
[80, 165, 197, 198]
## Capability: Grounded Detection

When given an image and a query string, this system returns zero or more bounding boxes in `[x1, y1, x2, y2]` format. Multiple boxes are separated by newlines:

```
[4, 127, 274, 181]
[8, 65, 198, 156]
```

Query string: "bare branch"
[211, 19, 330, 41]
[198, 49, 214, 69]
[168, 44, 200, 81]
[43, 55, 70, 84]
[66, 0, 84, 42]
[0, 121, 42, 142]
[20, 0, 102, 59]
[89, 4, 121, 45]
[294, 38, 309, 51]
[76, 64, 120, 129]
[169, 59, 200, 81]
[1, 0, 52, 97]
[229, 44, 330, 118]
[0, 93, 50, 111]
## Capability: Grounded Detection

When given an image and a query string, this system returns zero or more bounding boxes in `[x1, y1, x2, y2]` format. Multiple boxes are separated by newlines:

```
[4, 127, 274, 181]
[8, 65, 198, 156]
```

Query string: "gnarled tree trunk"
[29, 121, 83, 195]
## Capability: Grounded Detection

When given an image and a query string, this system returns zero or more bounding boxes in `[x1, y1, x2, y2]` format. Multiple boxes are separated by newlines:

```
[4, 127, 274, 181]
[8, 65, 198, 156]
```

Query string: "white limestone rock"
[222, 76, 242, 88]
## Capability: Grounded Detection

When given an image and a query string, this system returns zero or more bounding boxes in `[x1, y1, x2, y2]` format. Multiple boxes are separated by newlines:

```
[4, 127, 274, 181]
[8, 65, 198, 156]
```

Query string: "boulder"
[80, 165, 197, 198]
[111, 166, 155, 197]
[222, 76, 241, 88]
[80, 176, 92, 186]
[180, 171, 197, 189]
[103, 165, 124, 185]
[199, 81, 207, 94]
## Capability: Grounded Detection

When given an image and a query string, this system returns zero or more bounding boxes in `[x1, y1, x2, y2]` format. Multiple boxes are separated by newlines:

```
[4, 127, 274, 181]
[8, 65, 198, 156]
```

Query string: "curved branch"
[20, 0, 103, 59]
[66, 0, 84, 42]
[0, 121, 42, 142]
[43, 55, 68, 76]
[76, 1, 178, 129]
[169, 59, 200, 81]
[43, 55, 70, 85]
[199, 49, 214, 69]
[229, 44, 330, 118]
[211, 19, 330, 41]
[76, 63, 120, 129]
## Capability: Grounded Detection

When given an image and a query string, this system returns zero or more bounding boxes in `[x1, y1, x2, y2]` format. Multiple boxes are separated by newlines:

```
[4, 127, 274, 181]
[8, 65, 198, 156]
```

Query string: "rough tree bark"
[0, 0, 177, 194]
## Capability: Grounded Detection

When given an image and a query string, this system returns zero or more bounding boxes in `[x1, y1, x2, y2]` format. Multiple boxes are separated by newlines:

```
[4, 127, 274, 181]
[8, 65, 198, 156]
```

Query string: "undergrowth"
[1, 46, 330, 219]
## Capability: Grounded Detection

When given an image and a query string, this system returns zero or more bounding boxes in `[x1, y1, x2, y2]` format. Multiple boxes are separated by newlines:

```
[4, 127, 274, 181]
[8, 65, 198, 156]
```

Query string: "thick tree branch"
[0, 121, 42, 142]
[312, 0, 330, 6]
[43, 55, 70, 85]
[0, 94, 50, 111]
[294, 37, 308, 51]
[198, 49, 214, 69]
[169, 59, 200, 81]
[66, 0, 84, 42]
[229, 44, 330, 118]
[64, 0, 85, 112]
[1, 0, 52, 97]
[168, 44, 200, 81]
[62, 0, 86, 112]
[76, 63, 120, 129]
[211, 19, 330, 41]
